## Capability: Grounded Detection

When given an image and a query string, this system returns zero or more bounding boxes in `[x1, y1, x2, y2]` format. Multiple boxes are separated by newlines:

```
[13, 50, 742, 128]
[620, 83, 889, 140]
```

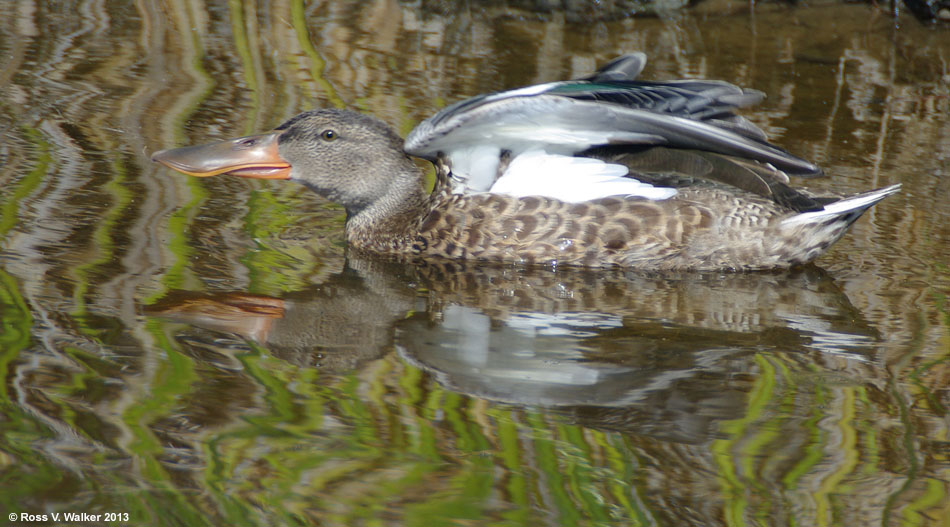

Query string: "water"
[0, 1, 948, 525]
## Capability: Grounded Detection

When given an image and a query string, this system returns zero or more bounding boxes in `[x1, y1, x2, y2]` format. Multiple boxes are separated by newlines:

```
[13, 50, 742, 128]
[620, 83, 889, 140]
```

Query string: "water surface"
[0, 1, 948, 525]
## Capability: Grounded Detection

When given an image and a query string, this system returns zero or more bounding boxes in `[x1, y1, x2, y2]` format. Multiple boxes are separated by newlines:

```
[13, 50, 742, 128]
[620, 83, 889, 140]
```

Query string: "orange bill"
[151, 131, 291, 179]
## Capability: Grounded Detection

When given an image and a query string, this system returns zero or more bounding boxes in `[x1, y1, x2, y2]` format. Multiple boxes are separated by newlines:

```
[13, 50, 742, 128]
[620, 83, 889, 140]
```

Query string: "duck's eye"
[320, 129, 337, 141]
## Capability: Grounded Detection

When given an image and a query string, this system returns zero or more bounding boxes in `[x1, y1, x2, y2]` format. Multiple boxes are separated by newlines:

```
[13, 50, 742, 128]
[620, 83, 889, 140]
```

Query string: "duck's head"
[152, 109, 420, 216]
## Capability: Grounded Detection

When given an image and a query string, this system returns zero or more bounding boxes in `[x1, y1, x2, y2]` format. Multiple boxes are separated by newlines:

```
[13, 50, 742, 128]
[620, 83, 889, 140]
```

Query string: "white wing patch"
[489, 150, 677, 203]
[446, 144, 501, 192]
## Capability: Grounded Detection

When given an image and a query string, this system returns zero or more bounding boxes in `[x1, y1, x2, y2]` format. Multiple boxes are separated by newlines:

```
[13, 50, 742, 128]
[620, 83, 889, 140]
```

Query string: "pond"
[0, 1, 948, 525]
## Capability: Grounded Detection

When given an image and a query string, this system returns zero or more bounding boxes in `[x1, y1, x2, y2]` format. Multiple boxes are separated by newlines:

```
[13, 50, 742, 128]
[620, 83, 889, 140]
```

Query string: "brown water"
[1, 1, 949, 526]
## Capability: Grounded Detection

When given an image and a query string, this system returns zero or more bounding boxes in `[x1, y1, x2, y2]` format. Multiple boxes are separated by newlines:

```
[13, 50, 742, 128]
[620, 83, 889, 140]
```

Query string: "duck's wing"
[588, 146, 829, 212]
[404, 54, 821, 196]
[405, 81, 817, 170]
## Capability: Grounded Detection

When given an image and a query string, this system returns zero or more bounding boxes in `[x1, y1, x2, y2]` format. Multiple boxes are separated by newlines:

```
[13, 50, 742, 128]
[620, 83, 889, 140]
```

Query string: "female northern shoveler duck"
[152, 53, 899, 271]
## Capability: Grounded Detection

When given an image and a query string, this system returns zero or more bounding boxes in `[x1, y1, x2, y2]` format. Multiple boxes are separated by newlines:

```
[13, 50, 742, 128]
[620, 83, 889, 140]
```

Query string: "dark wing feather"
[588, 146, 826, 212]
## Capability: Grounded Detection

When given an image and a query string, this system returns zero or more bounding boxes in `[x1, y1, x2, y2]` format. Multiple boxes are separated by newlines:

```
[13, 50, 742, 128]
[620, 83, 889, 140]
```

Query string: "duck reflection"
[147, 258, 879, 444]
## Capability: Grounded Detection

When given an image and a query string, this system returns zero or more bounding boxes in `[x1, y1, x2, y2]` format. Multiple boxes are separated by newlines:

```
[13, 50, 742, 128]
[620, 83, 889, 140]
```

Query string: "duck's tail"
[770, 184, 899, 266]
[781, 184, 901, 228]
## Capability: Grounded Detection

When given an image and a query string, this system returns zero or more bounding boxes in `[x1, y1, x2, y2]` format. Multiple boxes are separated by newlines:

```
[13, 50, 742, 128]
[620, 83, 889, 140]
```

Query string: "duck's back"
[396, 144, 897, 271]
[407, 157, 777, 270]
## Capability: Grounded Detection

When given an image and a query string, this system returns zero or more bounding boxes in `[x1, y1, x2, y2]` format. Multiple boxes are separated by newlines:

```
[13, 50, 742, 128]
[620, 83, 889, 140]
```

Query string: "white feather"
[446, 144, 501, 191]
[781, 184, 901, 226]
[486, 81, 563, 99]
[489, 150, 677, 203]
[444, 128, 662, 191]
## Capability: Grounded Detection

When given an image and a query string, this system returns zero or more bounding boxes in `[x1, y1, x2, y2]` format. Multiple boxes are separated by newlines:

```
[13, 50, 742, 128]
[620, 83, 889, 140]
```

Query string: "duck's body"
[153, 53, 898, 271]
[345, 151, 894, 270]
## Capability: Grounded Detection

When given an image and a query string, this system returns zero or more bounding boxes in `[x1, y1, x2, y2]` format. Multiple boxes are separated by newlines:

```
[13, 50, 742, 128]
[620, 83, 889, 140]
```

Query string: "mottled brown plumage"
[342, 151, 858, 270]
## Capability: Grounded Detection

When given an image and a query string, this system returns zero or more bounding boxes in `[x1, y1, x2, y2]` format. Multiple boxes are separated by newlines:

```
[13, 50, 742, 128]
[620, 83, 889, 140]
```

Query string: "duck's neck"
[343, 159, 429, 253]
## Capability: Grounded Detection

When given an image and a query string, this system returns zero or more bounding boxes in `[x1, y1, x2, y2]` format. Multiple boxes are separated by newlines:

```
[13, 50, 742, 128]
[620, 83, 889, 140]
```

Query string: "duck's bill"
[151, 131, 291, 179]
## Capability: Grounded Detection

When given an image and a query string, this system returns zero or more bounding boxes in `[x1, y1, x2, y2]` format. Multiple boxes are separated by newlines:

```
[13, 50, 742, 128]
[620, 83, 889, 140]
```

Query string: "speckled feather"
[344, 157, 875, 271]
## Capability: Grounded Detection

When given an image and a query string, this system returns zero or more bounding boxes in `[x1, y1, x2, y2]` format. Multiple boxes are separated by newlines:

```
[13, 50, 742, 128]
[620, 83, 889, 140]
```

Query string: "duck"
[152, 53, 900, 271]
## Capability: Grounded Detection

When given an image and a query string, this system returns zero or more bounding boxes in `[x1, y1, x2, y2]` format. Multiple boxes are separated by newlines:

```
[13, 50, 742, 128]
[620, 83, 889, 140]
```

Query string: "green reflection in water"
[149, 0, 216, 299]
[0, 270, 32, 402]
[901, 477, 948, 526]
[208, 346, 327, 525]
[883, 292, 950, 525]
[0, 396, 59, 516]
[782, 376, 825, 491]
[70, 152, 133, 337]
[816, 388, 859, 525]
[228, 0, 261, 134]
[241, 191, 320, 294]
[883, 308, 928, 526]
[157, 176, 208, 295]
[291, 0, 343, 109]
[528, 411, 581, 525]
[856, 386, 882, 476]
[714, 353, 777, 526]
[129, 320, 198, 461]
[0, 126, 45, 400]
[124, 318, 203, 524]
[497, 412, 530, 518]
[0, 127, 48, 239]
[603, 434, 651, 525]
[415, 366, 443, 456]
